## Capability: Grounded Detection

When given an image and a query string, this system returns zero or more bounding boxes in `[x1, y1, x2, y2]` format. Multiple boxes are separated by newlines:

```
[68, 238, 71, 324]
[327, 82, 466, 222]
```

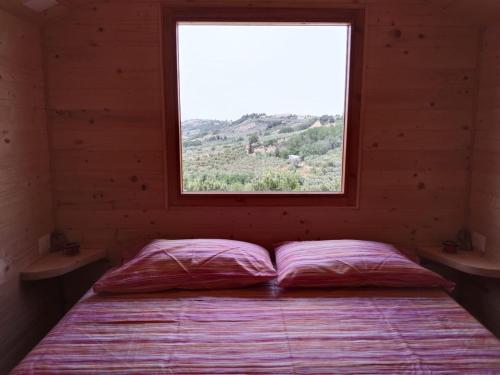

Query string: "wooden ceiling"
[0, 0, 499, 27]
[443, 0, 500, 24]
[0, 0, 68, 24]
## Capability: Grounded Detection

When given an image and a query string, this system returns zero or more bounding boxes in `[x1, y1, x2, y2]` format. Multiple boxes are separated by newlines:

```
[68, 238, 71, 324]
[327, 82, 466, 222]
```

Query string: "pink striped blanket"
[12, 282, 500, 374]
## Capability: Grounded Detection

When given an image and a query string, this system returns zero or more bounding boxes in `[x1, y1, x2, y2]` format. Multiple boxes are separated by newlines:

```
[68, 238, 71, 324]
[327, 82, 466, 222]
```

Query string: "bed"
[12, 281, 500, 374]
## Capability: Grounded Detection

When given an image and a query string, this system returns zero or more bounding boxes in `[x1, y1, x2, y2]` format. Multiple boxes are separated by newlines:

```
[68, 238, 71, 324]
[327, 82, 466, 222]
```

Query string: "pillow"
[94, 239, 276, 294]
[275, 240, 454, 290]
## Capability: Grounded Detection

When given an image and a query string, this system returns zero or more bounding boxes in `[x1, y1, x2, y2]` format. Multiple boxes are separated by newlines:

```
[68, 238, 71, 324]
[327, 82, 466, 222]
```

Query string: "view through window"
[178, 24, 349, 193]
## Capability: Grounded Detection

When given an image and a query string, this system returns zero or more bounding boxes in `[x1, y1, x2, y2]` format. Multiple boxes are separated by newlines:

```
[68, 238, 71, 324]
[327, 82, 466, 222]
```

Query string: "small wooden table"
[417, 246, 500, 278]
[21, 248, 107, 281]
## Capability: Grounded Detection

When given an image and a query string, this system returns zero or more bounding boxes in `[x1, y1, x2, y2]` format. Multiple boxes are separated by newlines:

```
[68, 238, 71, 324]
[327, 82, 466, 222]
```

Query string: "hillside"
[181, 113, 345, 192]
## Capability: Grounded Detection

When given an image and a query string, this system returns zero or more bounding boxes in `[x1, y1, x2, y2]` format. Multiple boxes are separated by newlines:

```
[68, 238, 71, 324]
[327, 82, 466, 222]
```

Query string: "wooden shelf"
[21, 248, 107, 281]
[417, 246, 500, 278]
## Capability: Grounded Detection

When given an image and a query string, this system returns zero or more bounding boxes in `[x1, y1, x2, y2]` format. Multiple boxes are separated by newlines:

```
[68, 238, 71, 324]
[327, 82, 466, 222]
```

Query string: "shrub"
[232, 113, 266, 125]
[183, 171, 255, 192]
[279, 126, 294, 134]
[319, 115, 335, 125]
[183, 139, 202, 148]
[280, 126, 343, 158]
[248, 133, 259, 144]
[264, 139, 276, 147]
[252, 170, 302, 191]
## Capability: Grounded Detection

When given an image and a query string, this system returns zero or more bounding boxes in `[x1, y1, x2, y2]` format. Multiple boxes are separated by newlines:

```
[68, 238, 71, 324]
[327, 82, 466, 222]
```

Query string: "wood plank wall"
[43, 0, 480, 260]
[464, 23, 500, 336]
[470, 25, 500, 260]
[0, 9, 60, 374]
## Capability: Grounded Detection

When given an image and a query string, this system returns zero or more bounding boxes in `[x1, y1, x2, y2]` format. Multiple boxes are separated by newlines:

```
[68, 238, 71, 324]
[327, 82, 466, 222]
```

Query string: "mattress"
[12, 282, 500, 374]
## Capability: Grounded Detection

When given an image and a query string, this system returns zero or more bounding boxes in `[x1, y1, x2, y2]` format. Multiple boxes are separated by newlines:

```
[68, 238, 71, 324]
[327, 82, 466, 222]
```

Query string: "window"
[163, 7, 364, 206]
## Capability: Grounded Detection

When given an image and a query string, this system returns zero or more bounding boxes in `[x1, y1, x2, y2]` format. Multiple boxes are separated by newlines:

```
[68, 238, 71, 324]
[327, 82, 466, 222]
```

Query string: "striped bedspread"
[12, 283, 500, 374]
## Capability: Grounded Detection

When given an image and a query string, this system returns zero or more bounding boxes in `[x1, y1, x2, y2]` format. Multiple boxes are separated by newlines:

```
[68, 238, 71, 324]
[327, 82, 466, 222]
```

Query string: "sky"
[178, 24, 349, 121]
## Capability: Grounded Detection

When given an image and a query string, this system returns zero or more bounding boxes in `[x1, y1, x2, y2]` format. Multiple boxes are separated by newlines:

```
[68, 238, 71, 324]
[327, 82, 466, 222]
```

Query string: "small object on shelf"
[51, 230, 68, 252]
[442, 241, 458, 254]
[457, 229, 473, 251]
[63, 242, 80, 256]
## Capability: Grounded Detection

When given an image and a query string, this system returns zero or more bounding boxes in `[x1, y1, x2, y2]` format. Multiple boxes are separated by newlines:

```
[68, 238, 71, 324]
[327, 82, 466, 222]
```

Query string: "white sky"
[178, 24, 349, 121]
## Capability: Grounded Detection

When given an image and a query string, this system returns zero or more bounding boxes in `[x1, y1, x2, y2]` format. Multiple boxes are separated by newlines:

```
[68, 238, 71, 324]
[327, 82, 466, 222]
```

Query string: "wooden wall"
[43, 0, 480, 260]
[469, 25, 500, 260]
[0, 9, 60, 374]
[464, 23, 500, 336]
[0, 1, 498, 371]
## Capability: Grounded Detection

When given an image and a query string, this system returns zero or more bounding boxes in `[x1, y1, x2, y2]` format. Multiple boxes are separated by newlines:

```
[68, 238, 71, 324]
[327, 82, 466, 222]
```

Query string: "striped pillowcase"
[276, 240, 454, 289]
[94, 239, 276, 294]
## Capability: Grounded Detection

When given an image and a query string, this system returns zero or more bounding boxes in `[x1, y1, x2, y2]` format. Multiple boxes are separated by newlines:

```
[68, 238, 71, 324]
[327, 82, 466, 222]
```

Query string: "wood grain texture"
[20, 248, 107, 281]
[0, 0, 43, 24]
[4, 0, 500, 26]
[463, 23, 500, 338]
[418, 246, 500, 278]
[51, 0, 500, 25]
[469, 24, 500, 261]
[42, 0, 481, 261]
[0, 9, 59, 374]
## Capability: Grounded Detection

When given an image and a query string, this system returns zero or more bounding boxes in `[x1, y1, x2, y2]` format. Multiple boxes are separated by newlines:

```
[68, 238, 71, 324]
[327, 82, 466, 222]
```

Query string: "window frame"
[162, 6, 364, 207]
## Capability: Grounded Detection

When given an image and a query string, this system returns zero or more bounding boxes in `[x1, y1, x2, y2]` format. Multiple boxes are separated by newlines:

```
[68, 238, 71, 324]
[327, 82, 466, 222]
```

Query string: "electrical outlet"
[472, 232, 487, 254]
[38, 234, 51, 255]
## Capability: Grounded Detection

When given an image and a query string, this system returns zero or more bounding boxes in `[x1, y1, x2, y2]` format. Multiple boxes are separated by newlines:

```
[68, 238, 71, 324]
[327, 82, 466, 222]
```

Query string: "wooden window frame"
[162, 6, 364, 207]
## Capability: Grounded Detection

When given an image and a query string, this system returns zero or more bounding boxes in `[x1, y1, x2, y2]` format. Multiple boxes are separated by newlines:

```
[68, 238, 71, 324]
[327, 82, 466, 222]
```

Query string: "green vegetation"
[181, 113, 344, 192]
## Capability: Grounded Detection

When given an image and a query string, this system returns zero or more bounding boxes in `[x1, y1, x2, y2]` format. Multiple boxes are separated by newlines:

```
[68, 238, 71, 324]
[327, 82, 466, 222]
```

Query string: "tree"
[248, 133, 259, 144]
[248, 133, 259, 154]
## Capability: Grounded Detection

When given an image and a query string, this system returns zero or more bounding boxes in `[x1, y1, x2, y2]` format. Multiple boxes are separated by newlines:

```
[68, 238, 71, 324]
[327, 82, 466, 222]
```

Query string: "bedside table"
[416, 245, 500, 324]
[21, 248, 107, 281]
[21, 248, 108, 312]
[416, 246, 500, 278]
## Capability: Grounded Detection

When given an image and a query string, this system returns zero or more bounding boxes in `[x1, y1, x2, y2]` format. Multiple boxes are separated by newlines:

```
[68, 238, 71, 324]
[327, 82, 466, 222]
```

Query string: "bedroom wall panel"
[469, 25, 500, 258]
[0, 9, 59, 374]
[466, 23, 500, 336]
[43, 0, 479, 260]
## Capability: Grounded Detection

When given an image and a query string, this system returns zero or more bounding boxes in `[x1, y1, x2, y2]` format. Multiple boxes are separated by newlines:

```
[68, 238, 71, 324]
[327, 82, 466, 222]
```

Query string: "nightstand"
[21, 248, 107, 281]
[417, 245, 500, 336]
[416, 246, 500, 278]
[21, 248, 107, 311]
